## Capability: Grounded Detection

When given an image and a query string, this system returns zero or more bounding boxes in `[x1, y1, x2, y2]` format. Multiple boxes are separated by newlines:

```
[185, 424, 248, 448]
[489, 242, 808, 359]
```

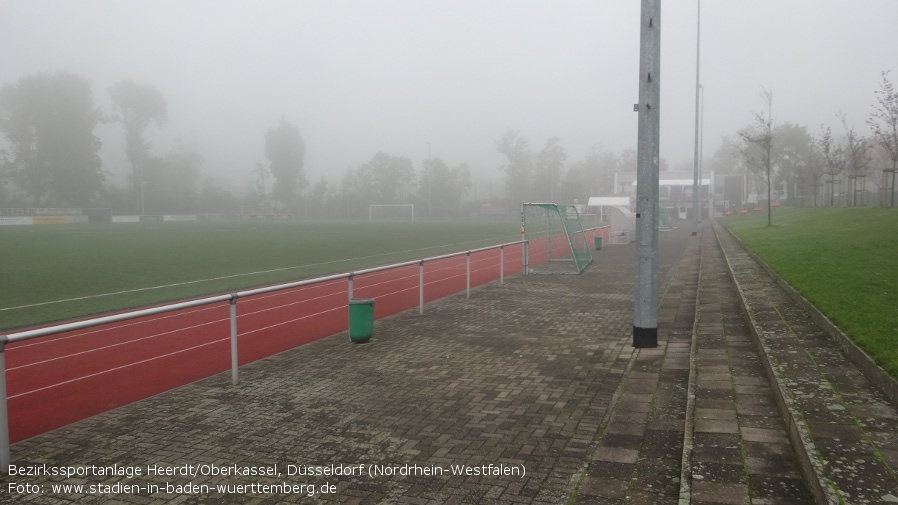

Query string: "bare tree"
[867, 70, 898, 207]
[817, 125, 847, 206]
[738, 88, 775, 226]
[838, 113, 872, 206]
[798, 140, 825, 207]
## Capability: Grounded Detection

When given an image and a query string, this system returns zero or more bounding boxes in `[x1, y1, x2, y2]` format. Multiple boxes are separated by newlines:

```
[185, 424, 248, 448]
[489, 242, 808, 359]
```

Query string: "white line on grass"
[1, 235, 519, 313]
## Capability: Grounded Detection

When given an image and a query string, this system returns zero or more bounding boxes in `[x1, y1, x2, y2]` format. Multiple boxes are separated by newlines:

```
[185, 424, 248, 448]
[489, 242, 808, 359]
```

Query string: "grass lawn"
[721, 207, 898, 378]
[0, 219, 521, 331]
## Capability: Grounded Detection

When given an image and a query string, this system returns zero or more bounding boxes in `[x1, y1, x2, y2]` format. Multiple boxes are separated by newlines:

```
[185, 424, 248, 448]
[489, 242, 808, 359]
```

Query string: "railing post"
[0, 336, 10, 472]
[348, 273, 354, 301]
[229, 296, 239, 386]
[523, 240, 529, 275]
[500, 245, 505, 285]
[419, 261, 424, 315]
[466, 252, 471, 298]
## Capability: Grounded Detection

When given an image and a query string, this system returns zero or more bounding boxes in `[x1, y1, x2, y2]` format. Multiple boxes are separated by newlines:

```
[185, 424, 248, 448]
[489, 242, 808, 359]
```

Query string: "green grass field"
[0, 219, 521, 331]
[721, 207, 898, 378]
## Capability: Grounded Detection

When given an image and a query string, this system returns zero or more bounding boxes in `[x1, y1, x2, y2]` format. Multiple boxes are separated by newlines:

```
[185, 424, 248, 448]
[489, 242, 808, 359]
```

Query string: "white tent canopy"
[608, 206, 635, 244]
[587, 197, 631, 208]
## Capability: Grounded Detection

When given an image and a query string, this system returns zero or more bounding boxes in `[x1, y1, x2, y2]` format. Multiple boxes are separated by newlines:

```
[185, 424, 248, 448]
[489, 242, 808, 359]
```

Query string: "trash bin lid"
[349, 298, 375, 305]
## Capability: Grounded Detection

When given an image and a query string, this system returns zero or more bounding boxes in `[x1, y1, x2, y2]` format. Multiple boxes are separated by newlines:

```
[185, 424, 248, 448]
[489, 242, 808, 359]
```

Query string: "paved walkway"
[2, 222, 898, 504]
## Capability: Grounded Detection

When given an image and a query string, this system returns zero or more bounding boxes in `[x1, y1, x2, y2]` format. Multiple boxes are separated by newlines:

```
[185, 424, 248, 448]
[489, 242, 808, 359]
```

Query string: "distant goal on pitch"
[522, 203, 592, 274]
[369, 204, 415, 221]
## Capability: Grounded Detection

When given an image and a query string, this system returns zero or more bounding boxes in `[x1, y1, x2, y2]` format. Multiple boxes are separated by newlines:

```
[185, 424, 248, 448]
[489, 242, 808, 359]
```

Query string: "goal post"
[521, 203, 592, 274]
[369, 204, 415, 221]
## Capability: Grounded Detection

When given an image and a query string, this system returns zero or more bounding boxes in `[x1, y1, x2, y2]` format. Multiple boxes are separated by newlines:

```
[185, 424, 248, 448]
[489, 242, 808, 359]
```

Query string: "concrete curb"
[712, 221, 839, 505]
[717, 221, 898, 408]
[676, 227, 702, 505]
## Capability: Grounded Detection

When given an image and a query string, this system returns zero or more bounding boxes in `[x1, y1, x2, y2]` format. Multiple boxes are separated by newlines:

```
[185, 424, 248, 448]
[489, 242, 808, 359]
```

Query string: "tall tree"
[738, 88, 776, 226]
[0, 71, 104, 205]
[264, 117, 307, 211]
[418, 157, 472, 216]
[562, 147, 618, 204]
[796, 137, 825, 207]
[109, 79, 167, 214]
[307, 176, 335, 218]
[707, 136, 742, 175]
[867, 70, 898, 207]
[360, 152, 415, 203]
[496, 128, 533, 207]
[534, 137, 567, 202]
[144, 141, 203, 213]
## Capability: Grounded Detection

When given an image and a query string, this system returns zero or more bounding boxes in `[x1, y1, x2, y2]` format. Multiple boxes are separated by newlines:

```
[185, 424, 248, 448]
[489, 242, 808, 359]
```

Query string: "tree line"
[716, 71, 897, 225]
[0, 72, 230, 214]
[2, 69, 895, 219]
[0, 71, 479, 218]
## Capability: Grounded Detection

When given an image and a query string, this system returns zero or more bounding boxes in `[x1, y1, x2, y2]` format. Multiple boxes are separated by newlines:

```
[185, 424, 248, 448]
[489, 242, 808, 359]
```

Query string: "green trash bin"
[348, 298, 375, 343]
[594, 236, 603, 250]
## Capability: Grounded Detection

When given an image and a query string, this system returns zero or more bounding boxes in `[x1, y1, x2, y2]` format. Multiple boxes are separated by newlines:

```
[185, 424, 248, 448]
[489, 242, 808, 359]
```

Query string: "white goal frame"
[369, 204, 415, 221]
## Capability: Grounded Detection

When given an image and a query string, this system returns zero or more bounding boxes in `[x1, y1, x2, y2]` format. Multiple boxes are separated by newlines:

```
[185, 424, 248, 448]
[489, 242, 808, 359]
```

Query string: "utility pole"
[633, 0, 660, 349]
[692, 0, 701, 236]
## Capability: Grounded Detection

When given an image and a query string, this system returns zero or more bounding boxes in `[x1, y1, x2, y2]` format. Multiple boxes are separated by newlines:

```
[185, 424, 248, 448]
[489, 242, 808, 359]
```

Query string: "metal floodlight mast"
[633, 0, 660, 349]
[692, 0, 701, 235]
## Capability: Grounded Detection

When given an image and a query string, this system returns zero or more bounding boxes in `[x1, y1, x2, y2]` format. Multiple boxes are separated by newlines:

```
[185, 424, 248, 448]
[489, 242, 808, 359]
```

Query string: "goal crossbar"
[369, 204, 415, 221]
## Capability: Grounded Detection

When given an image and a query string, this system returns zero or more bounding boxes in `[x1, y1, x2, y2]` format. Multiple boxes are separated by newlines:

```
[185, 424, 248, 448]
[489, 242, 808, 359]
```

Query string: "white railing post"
[466, 252, 471, 298]
[348, 274, 354, 301]
[0, 337, 9, 472]
[523, 240, 529, 275]
[229, 296, 239, 386]
[500, 245, 505, 285]
[419, 261, 424, 315]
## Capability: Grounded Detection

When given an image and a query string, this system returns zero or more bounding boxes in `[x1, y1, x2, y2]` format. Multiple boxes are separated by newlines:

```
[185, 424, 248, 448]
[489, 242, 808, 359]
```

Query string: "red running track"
[5, 246, 529, 443]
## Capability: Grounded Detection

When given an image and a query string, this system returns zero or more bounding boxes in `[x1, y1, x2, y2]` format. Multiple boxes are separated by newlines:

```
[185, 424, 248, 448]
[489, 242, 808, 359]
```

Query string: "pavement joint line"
[765, 257, 898, 490]
[713, 220, 836, 505]
[677, 225, 703, 505]
[715, 223, 898, 504]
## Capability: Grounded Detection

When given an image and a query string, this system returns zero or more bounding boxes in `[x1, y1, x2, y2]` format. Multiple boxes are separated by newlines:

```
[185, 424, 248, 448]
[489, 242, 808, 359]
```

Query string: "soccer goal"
[521, 203, 592, 274]
[369, 204, 415, 221]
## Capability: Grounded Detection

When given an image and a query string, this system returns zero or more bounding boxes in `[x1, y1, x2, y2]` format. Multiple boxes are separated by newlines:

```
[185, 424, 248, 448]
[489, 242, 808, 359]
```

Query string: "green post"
[348, 298, 375, 343]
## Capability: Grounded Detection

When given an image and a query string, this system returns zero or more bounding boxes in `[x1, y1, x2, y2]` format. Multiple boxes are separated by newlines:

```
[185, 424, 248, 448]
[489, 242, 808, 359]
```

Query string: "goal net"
[369, 204, 414, 221]
[522, 203, 592, 274]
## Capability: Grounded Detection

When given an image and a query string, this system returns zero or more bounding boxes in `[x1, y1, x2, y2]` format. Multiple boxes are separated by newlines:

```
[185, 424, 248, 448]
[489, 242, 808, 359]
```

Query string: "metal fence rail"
[0, 239, 529, 468]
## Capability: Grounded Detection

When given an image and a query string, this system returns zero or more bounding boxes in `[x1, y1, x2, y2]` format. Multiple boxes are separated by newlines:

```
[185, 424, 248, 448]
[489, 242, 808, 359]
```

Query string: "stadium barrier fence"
[0, 239, 532, 469]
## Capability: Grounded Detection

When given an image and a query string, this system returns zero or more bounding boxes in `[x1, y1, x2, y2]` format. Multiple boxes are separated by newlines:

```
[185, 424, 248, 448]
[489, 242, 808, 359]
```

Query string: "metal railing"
[0, 239, 528, 468]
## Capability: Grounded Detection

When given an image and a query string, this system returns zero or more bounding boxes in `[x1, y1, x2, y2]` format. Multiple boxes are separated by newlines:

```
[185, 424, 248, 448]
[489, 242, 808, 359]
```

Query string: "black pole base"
[633, 326, 658, 348]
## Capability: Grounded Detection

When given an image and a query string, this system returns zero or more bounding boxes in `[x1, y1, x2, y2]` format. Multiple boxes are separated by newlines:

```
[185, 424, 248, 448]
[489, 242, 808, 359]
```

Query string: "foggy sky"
[1, 0, 896, 197]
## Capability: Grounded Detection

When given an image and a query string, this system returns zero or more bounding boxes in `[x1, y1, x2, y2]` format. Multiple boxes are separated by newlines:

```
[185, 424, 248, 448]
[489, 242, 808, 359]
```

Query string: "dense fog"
[1, 0, 896, 216]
